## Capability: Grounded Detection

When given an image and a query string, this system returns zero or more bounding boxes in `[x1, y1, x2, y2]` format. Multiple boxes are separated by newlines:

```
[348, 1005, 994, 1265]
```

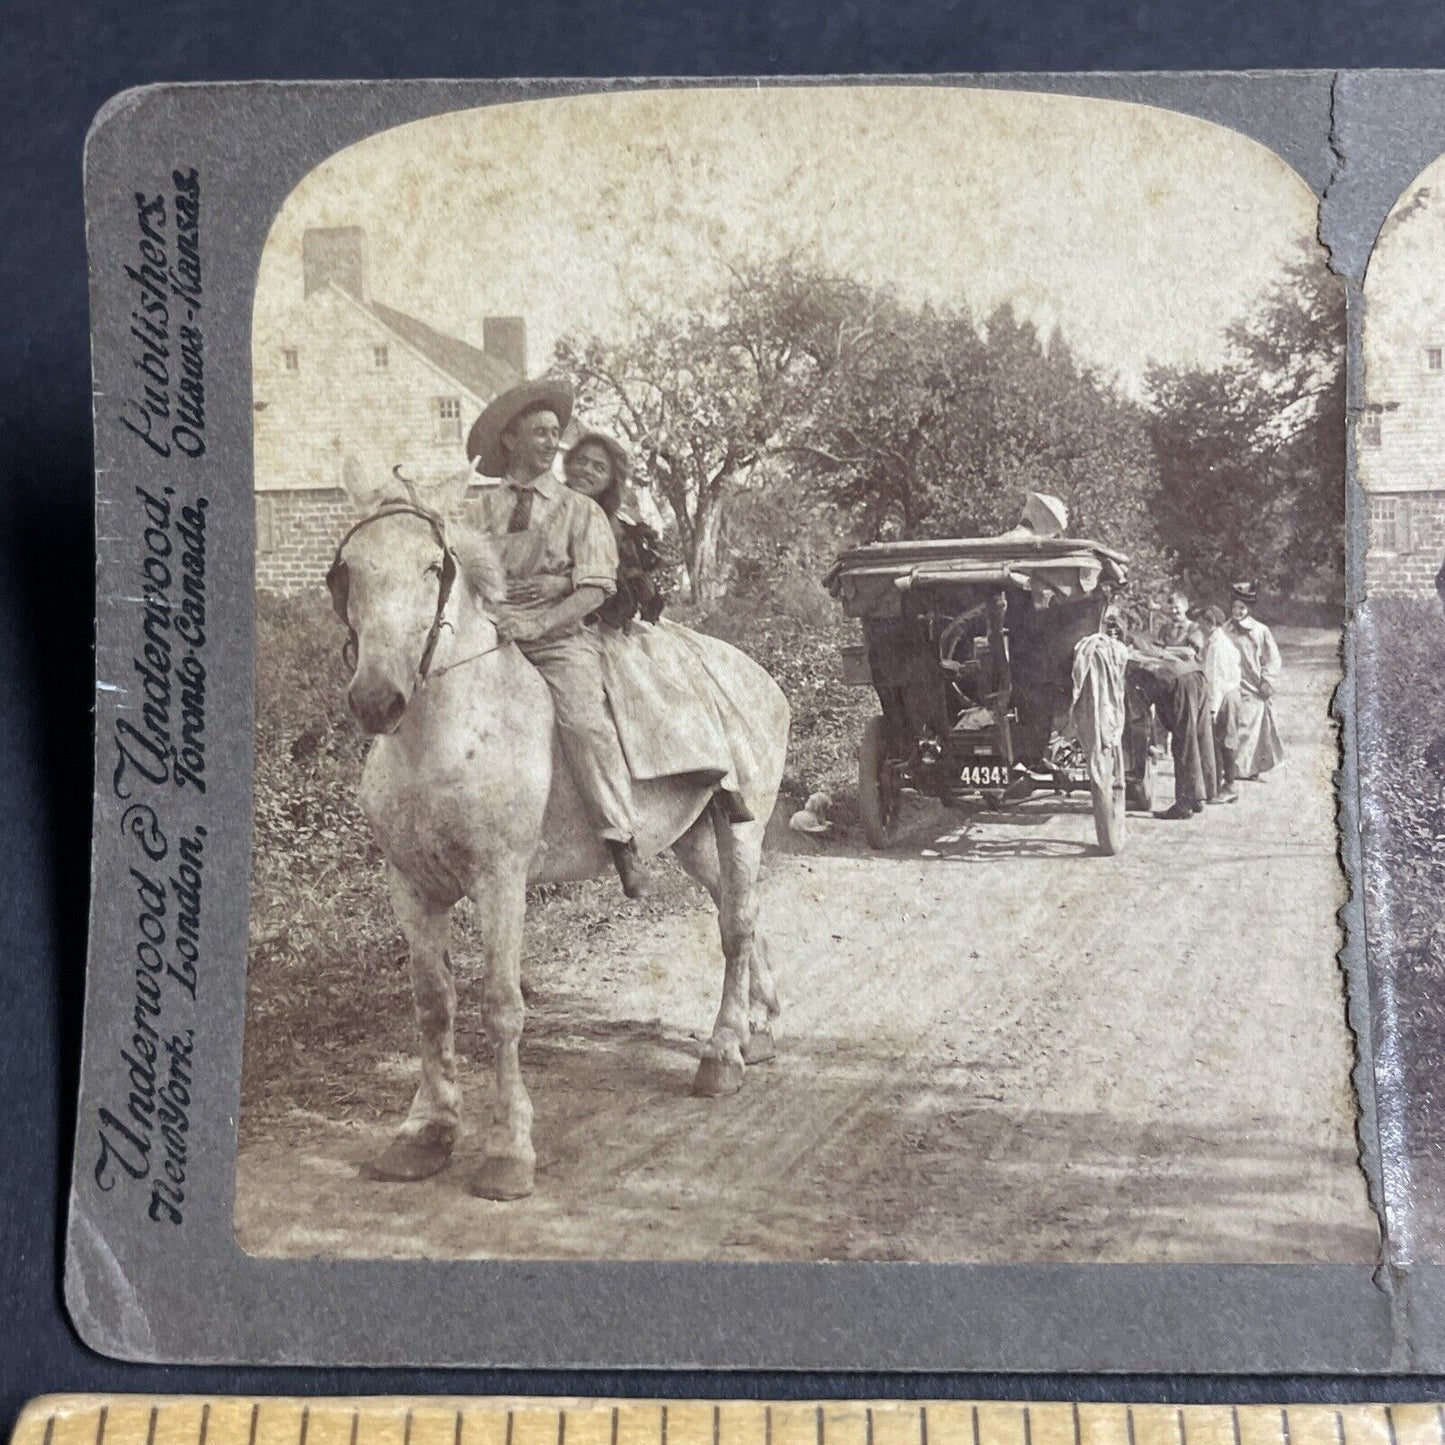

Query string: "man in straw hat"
[1225, 580, 1284, 781]
[461, 379, 650, 899]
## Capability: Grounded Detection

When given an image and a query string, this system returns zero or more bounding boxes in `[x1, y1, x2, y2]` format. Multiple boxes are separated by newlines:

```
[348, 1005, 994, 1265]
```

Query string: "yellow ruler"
[12, 1399, 1445, 1445]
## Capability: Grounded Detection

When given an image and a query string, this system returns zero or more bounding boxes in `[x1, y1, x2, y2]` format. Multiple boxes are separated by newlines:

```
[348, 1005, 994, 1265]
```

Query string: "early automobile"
[824, 497, 1145, 854]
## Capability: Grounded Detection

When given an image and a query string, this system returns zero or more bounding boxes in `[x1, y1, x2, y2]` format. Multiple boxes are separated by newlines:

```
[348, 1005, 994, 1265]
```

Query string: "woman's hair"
[1201, 604, 1227, 628]
[564, 436, 626, 518]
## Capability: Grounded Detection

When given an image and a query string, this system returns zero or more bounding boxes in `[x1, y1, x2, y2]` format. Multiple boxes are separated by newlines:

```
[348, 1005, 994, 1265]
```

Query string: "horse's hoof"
[692, 1055, 745, 1097]
[468, 1155, 535, 1200]
[360, 1131, 453, 1182]
[743, 1028, 777, 1065]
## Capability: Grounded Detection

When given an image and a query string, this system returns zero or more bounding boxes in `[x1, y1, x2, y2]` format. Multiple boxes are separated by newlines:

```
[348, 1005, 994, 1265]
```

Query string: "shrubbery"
[242, 589, 870, 1133]
[1359, 596, 1445, 1163]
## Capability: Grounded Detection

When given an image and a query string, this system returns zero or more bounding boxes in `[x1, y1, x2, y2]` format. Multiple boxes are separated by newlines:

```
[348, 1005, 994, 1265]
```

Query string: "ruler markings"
[22, 1400, 1445, 1445]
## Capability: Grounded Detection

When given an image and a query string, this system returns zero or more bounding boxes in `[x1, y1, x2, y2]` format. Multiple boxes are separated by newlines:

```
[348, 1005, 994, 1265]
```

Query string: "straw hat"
[465, 379, 574, 477]
[789, 792, 833, 835]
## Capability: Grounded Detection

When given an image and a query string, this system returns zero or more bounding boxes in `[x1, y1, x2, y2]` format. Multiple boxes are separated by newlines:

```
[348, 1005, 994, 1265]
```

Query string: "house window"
[1358, 414, 1382, 448]
[1370, 495, 1402, 553]
[282, 347, 298, 372]
[1427, 347, 1443, 372]
[433, 396, 463, 442]
[256, 494, 276, 554]
[373, 344, 389, 370]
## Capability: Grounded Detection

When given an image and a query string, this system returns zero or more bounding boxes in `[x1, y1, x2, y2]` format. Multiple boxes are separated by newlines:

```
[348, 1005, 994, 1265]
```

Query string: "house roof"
[366, 299, 522, 401]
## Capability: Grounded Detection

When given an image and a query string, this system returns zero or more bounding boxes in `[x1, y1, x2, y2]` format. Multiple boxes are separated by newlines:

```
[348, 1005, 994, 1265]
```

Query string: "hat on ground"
[1230, 580, 1259, 604]
[565, 428, 634, 487]
[789, 791, 833, 835]
[466, 379, 574, 477]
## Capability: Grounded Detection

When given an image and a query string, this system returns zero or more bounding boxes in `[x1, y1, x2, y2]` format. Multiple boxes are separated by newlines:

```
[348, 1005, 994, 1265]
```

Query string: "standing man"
[1197, 605, 1243, 804]
[1226, 581, 1285, 782]
[462, 379, 650, 899]
[1156, 590, 1201, 659]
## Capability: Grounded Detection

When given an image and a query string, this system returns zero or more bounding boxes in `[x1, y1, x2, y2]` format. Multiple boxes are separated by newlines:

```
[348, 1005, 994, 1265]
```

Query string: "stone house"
[253, 226, 525, 592]
[1361, 331, 1445, 596]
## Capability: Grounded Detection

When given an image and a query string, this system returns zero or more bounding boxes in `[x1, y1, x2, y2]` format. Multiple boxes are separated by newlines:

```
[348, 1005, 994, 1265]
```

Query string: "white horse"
[326, 470, 791, 1200]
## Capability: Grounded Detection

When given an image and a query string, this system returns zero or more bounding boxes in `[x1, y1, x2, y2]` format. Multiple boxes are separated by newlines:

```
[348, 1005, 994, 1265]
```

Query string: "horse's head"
[329, 460, 495, 734]
[328, 503, 455, 733]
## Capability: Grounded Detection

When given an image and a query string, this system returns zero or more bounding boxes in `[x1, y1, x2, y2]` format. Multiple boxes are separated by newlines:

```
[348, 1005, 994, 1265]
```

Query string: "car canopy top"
[825, 533, 1130, 619]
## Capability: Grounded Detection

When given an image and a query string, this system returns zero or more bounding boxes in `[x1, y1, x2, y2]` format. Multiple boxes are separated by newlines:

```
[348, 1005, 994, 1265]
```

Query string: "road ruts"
[235, 626, 1376, 1264]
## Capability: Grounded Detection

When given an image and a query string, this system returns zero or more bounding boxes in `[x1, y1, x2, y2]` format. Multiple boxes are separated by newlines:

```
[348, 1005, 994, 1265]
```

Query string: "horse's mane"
[355, 475, 508, 609]
[452, 528, 508, 607]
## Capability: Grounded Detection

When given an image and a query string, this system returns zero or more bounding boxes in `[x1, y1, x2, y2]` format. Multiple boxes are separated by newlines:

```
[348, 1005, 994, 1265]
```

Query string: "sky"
[1362, 160, 1445, 390]
[253, 85, 1321, 395]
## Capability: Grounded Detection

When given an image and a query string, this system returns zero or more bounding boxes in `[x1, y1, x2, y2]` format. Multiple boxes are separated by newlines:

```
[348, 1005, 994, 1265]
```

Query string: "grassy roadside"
[1358, 596, 1445, 1173]
[240, 590, 873, 1141]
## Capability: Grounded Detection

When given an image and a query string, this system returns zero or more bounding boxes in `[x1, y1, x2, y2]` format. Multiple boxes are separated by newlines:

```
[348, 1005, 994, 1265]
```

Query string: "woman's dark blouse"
[595, 514, 667, 628]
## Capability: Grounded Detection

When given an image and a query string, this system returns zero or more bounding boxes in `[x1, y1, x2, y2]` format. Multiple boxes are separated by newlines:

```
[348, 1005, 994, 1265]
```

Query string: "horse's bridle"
[326, 499, 463, 688]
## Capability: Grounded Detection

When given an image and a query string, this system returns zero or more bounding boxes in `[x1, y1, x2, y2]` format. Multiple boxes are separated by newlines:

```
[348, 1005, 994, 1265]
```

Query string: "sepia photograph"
[233, 84, 1365, 1264]
[1357, 151, 1445, 1264]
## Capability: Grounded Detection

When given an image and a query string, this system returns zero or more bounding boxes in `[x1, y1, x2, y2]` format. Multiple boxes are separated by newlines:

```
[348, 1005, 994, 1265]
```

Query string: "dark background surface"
[7, 0, 1445, 1423]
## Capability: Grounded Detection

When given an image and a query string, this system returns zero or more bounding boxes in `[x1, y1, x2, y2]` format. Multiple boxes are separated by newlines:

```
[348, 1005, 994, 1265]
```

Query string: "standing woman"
[562, 430, 668, 630]
[1226, 581, 1285, 781]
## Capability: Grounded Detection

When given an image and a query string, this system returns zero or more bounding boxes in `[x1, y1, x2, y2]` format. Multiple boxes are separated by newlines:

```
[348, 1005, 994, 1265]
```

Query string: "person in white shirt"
[1196, 605, 1243, 804]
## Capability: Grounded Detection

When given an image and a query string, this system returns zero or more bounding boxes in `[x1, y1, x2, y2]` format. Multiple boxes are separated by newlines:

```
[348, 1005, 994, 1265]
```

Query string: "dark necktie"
[507, 485, 533, 534]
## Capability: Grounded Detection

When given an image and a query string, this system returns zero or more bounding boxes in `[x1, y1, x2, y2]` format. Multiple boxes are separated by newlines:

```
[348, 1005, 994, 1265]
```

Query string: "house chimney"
[483, 317, 527, 378]
[303, 226, 366, 300]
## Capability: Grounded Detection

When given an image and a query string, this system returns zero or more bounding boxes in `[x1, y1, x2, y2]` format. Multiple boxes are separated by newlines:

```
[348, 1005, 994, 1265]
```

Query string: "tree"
[789, 299, 1172, 589]
[1145, 251, 1345, 599]
[555, 259, 889, 601]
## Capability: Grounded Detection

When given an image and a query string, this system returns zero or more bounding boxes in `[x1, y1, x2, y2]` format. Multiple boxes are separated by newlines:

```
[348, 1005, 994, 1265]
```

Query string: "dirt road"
[235, 627, 1376, 1263]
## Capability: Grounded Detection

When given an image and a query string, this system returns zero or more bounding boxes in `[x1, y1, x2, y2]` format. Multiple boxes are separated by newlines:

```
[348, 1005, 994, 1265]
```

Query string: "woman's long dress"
[1228, 615, 1285, 776]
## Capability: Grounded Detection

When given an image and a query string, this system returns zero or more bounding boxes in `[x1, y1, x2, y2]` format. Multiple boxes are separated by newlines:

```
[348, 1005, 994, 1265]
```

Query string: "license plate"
[958, 762, 1010, 789]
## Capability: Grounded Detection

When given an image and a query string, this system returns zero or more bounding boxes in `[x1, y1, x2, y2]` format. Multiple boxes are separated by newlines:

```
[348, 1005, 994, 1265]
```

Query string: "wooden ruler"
[12, 1399, 1445, 1445]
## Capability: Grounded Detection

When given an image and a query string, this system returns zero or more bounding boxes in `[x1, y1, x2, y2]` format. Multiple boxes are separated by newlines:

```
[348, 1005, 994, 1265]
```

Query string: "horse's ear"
[340, 454, 390, 513]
